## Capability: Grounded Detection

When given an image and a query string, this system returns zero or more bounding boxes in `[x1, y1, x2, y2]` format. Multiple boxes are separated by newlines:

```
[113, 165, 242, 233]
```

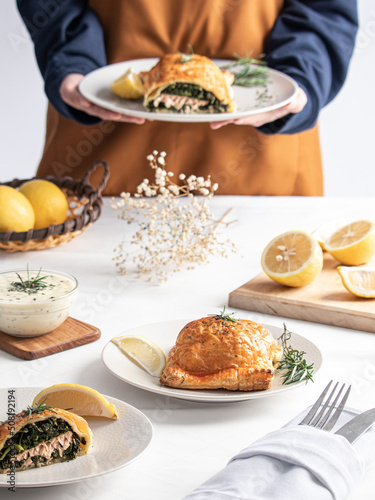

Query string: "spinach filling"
[148, 83, 228, 113]
[0, 418, 83, 470]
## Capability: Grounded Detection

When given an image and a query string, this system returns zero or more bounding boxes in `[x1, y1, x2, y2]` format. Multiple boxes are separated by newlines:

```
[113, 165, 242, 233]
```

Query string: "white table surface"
[1, 196, 375, 499]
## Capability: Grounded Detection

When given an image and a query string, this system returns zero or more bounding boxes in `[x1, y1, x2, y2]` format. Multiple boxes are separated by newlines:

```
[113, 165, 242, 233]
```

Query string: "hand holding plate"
[60, 73, 146, 124]
[210, 87, 307, 129]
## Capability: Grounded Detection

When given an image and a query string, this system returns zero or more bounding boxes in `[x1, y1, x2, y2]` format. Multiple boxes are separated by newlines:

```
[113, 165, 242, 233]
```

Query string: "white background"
[1, 1, 374, 196]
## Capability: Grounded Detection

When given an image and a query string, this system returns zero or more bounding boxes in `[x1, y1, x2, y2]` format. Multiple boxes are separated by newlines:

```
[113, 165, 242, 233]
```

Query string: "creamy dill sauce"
[0, 272, 74, 303]
[0, 271, 77, 336]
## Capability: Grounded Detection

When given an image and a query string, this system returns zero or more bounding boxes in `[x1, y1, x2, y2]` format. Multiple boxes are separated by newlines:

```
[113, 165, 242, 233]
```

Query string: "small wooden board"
[228, 254, 375, 333]
[0, 317, 101, 360]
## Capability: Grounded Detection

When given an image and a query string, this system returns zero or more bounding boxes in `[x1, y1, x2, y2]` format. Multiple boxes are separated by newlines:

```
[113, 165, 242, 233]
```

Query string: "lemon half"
[312, 217, 350, 250]
[112, 334, 166, 377]
[325, 220, 375, 266]
[261, 230, 323, 287]
[337, 266, 375, 298]
[32, 384, 118, 419]
[110, 69, 145, 99]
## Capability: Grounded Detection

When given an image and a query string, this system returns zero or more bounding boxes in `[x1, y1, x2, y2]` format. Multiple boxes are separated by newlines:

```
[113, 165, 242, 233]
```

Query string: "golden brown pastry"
[160, 316, 283, 391]
[142, 53, 236, 113]
[0, 405, 92, 473]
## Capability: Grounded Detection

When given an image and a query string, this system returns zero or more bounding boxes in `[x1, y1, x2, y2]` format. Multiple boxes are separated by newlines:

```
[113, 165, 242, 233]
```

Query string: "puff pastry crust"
[0, 407, 92, 473]
[142, 53, 236, 113]
[160, 317, 283, 391]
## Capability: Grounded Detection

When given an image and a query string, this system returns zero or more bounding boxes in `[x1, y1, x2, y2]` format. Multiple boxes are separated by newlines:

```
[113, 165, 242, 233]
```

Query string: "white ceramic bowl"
[0, 269, 78, 337]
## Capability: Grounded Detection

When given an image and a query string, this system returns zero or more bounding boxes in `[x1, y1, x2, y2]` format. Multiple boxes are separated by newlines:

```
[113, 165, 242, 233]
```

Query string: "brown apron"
[37, 0, 323, 196]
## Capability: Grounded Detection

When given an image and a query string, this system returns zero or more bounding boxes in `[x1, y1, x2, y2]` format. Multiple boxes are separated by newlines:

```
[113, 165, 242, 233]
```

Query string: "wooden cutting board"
[0, 317, 101, 360]
[228, 254, 375, 333]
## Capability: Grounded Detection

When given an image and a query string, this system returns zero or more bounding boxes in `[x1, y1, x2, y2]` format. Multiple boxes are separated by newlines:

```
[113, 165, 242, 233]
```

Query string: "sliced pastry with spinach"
[0, 404, 92, 473]
[142, 52, 236, 114]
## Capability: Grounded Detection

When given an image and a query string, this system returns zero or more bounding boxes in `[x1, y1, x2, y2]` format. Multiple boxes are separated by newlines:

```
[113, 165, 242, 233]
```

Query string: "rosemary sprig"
[24, 398, 57, 420]
[277, 324, 314, 385]
[221, 52, 268, 87]
[178, 44, 195, 64]
[8, 266, 50, 295]
[208, 306, 238, 325]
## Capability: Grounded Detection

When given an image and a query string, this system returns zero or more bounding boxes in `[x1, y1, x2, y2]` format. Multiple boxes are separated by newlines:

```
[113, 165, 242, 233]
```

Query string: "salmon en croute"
[160, 316, 283, 391]
[142, 53, 236, 114]
[0, 406, 92, 473]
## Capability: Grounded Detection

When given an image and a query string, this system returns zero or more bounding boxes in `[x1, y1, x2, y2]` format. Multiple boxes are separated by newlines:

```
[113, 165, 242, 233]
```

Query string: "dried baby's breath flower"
[112, 151, 237, 282]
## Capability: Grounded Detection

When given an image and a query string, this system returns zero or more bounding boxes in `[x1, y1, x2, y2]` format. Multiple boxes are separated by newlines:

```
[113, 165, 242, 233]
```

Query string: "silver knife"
[334, 408, 375, 444]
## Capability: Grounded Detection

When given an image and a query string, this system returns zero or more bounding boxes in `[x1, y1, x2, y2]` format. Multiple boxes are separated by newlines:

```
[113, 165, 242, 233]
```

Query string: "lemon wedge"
[337, 266, 375, 298]
[32, 384, 118, 419]
[112, 334, 166, 377]
[324, 220, 375, 266]
[261, 230, 323, 287]
[110, 68, 145, 99]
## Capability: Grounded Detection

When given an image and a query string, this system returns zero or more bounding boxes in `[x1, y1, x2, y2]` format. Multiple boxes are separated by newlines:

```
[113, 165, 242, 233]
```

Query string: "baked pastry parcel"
[142, 53, 236, 114]
[160, 316, 283, 391]
[0, 406, 92, 473]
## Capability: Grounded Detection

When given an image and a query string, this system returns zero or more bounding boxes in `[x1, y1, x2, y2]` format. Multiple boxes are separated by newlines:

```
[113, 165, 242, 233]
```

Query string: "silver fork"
[299, 380, 351, 430]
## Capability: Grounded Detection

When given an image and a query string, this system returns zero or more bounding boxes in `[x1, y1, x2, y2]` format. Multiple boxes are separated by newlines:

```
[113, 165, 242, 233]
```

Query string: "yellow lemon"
[261, 230, 323, 287]
[112, 334, 166, 377]
[324, 220, 375, 266]
[32, 384, 118, 419]
[110, 68, 145, 99]
[19, 179, 68, 229]
[0, 185, 35, 232]
[337, 266, 375, 298]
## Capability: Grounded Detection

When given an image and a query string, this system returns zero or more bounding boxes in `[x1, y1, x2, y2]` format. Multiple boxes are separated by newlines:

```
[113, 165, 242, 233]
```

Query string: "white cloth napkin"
[182, 406, 375, 500]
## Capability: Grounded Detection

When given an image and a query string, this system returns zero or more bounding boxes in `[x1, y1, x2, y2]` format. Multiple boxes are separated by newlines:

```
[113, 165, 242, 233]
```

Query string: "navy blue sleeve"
[17, 0, 106, 124]
[17, 1, 357, 132]
[257, 0, 358, 135]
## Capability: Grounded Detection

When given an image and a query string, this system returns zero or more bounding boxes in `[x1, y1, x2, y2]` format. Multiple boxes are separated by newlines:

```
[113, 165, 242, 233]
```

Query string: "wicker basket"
[0, 161, 109, 252]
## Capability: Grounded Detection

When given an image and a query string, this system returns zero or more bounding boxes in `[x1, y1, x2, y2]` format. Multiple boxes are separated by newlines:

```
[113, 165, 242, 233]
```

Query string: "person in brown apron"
[17, 0, 358, 196]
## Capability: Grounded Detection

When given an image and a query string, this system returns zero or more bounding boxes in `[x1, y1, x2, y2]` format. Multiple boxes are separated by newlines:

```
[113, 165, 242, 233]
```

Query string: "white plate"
[0, 387, 152, 488]
[79, 58, 298, 123]
[102, 320, 322, 403]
